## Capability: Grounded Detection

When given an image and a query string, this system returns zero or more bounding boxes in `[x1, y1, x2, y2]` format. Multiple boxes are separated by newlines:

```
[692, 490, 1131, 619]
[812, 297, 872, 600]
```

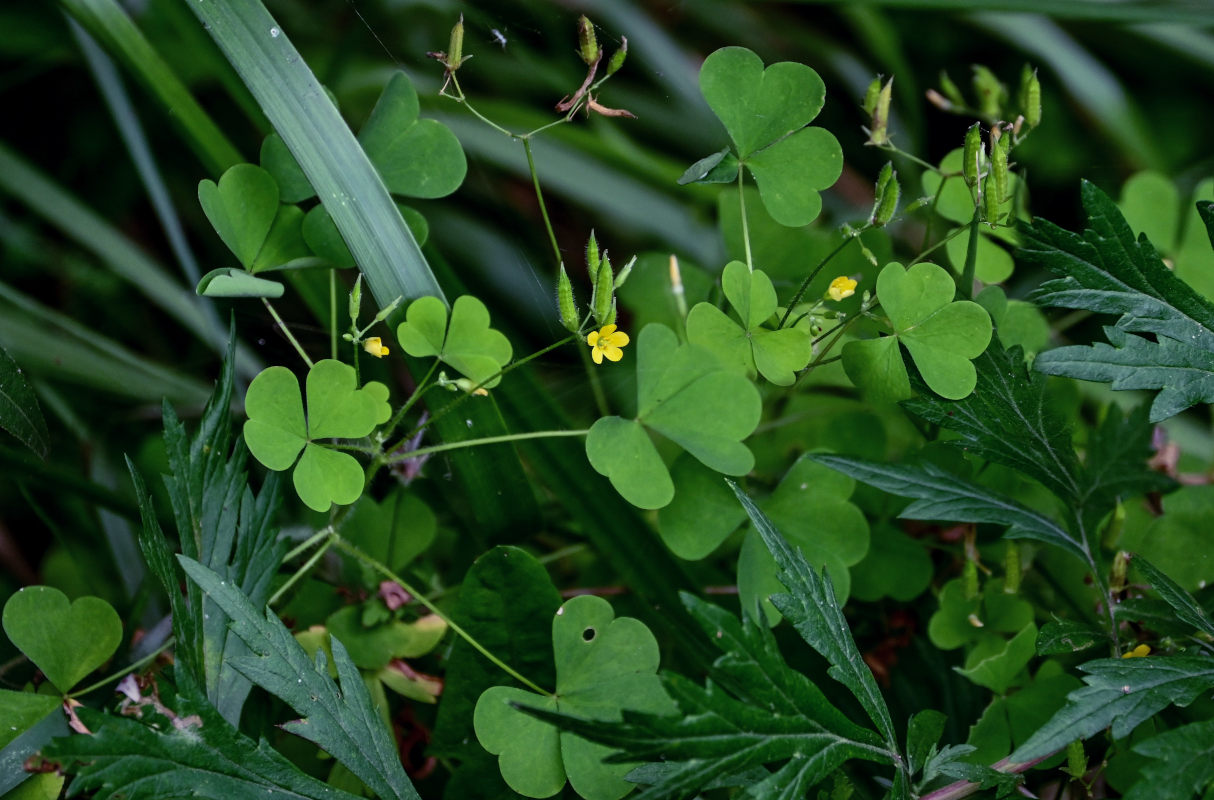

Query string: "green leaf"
[197, 164, 279, 270]
[955, 622, 1038, 694]
[0, 343, 49, 458]
[585, 324, 761, 509]
[1131, 554, 1214, 639]
[928, 578, 1034, 652]
[736, 455, 871, 624]
[731, 481, 899, 751]
[474, 595, 673, 800]
[1125, 719, 1214, 800]
[195, 267, 284, 298]
[657, 455, 747, 560]
[324, 606, 446, 669]
[249, 203, 310, 272]
[907, 710, 947, 777]
[511, 594, 890, 800]
[1012, 656, 1214, 762]
[686, 262, 812, 385]
[1027, 180, 1214, 421]
[178, 557, 422, 800]
[1121, 485, 1214, 593]
[699, 47, 825, 159]
[846, 262, 992, 400]
[1, 586, 120, 693]
[396, 296, 512, 388]
[343, 489, 436, 575]
[811, 454, 1092, 566]
[0, 690, 60, 750]
[1036, 619, 1104, 655]
[745, 127, 843, 228]
[431, 547, 562, 760]
[676, 147, 739, 185]
[848, 524, 932, 603]
[243, 360, 390, 512]
[43, 685, 363, 800]
[260, 132, 314, 203]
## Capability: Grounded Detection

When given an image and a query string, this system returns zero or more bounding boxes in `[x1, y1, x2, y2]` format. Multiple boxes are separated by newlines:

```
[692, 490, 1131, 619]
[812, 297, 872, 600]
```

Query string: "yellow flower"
[1121, 643, 1151, 659]
[587, 324, 629, 365]
[363, 337, 389, 358]
[826, 276, 858, 302]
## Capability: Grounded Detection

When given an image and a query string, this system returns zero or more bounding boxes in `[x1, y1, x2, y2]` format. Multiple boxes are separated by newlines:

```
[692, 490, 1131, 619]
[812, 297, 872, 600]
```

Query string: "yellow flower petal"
[587, 324, 629, 365]
[1121, 643, 1151, 658]
[363, 337, 389, 358]
[826, 276, 858, 302]
[587, 330, 600, 347]
[591, 346, 604, 364]
[604, 346, 623, 362]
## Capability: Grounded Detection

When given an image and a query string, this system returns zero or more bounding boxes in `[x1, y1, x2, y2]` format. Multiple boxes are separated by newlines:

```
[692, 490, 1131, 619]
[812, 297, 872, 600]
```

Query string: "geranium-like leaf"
[1125, 719, 1214, 800]
[474, 595, 673, 800]
[1027, 181, 1214, 421]
[198, 164, 279, 270]
[2, 587, 121, 694]
[587, 324, 761, 509]
[843, 262, 992, 401]
[698, 47, 840, 227]
[359, 72, 466, 199]
[687, 261, 812, 385]
[396, 296, 512, 388]
[243, 361, 390, 512]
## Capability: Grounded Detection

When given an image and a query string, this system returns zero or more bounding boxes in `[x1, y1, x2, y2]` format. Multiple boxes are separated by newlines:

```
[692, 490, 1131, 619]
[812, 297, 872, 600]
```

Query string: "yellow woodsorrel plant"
[5, 4, 1214, 800]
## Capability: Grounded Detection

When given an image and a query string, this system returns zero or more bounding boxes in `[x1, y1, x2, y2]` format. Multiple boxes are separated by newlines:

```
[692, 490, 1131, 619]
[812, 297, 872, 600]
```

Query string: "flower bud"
[982, 172, 1000, 224]
[592, 253, 614, 326]
[348, 274, 363, 323]
[1019, 65, 1041, 130]
[585, 230, 601, 284]
[871, 162, 900, 226]
[577, 15, 600, 66]
[613, 255, 635, 290]
[557, 263, 579, 332]
[991, 128, 1010, 203]
[605, 36, 628, 77]
[938, 70, 965, 108]
[962, 122, 983, 188]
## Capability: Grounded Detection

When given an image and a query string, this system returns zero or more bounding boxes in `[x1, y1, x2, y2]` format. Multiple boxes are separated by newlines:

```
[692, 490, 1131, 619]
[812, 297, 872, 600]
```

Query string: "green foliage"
[474, 595, 673, 799]
[694, 46, 842, 226]
[396, 296, 513, 388]
[1125, 719, 1214, 800]
[685, 261, 812, 385]
[842, 261, 992, 402]
[0, 344, 49, 458]
[1, 587, 121, 694]
[243, 360, 390, 512]
[1027, 182, 1214, 421]
[585, 324, 761, 509]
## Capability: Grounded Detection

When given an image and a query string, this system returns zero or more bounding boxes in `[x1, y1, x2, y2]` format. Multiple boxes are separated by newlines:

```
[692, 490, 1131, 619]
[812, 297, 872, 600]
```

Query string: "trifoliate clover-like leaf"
[686, 261, 812, 386]
[585, 324, 761, 510]
[197, 164, 310, 273]
[693, 47, 842, 227]
[396, 296, 512, 388]
[243, 360, 390, 512]
[474, 595, 674, 800]
[842, 262, 992, 402]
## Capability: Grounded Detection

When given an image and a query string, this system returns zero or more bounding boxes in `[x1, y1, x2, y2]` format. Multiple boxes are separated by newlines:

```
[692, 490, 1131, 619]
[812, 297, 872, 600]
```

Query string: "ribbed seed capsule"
[1065, 740, 1087, 780]
[862, 76, 882, 117]
[971, 65, 1004, 117]
[991, 130, 1010, 202]
[962, 558, 979, 601]
[348, 274, 363, 323]
[871, 163, 900, 226]
[593, 253, 614, 325]
[448, 14, 465, 69]
[585, 230, 601, 284]
[962, 122, 982, 188]
[606, 36, 628, 77]
[557, 263, 578, 332]
[1020, 65, 1041, 130]
[1003, 541, 1021, 594]
[867, 77, 893, 146]
[577, 15, 600, 65]
[613, 255, 635, 290]
[939, 70, 965, 107]
[982, 172, 1000, 224]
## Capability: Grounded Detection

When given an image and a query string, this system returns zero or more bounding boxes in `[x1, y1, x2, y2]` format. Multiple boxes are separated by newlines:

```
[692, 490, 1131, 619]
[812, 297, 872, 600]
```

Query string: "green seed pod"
[1003, 541, 1021, 594]
[971, 64, 1004, 118]
[861, 75, 882, 117]
[577, 15, 600, 65]
[1019, 65, 1041, 130]
[585, 230, 601, 284]
[962, 558, 979, 601]
[1103, 499, 1127, 549]
[593, 253, 614, 325]
[871, 163, 900, 227]
[348, 274, 363, 323]
[982, 172, 1000, 224]
[991, 129, 1010, 202]
[604, 297, 617, 327]
[606, 36, 628, 77]
[1111, 549, 1130, 594]
[448, 14, 465, 69]
[372, 295, 402, 324]
[557, 263, 579, 332]
[938, 70, 965, 107]
[613, 255, 635, 290]
[962, 122, 983, 188]
[867, 77, 893, 146]
[1065, 740, 1087, 779]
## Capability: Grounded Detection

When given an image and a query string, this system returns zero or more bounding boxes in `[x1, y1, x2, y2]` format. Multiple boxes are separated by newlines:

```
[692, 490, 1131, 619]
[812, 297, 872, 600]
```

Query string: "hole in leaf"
[582, 627, 596, 642]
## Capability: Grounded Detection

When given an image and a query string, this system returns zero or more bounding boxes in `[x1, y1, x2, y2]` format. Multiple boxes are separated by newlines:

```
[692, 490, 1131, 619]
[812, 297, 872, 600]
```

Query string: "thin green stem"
[906, 223, 969, 268]
[385, 429, 589, 466]
[878, 142, 946, 174]
[268, 532, 336, 607]
[329, 268, 338, 361]
[445, 74, 516, 138]
[778, 233, 861, 328]
[332, 537, 551, 696]
[738, 168, 754, 272]
[383, 360, 440, 442]
[283, 526, 333, 563]
[67, 638, 174, 699]
[958, 207, 981, 300]
[525, 137, 563, 269]
[579, 343, 610, 417]
[261, 298, 313, 368]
